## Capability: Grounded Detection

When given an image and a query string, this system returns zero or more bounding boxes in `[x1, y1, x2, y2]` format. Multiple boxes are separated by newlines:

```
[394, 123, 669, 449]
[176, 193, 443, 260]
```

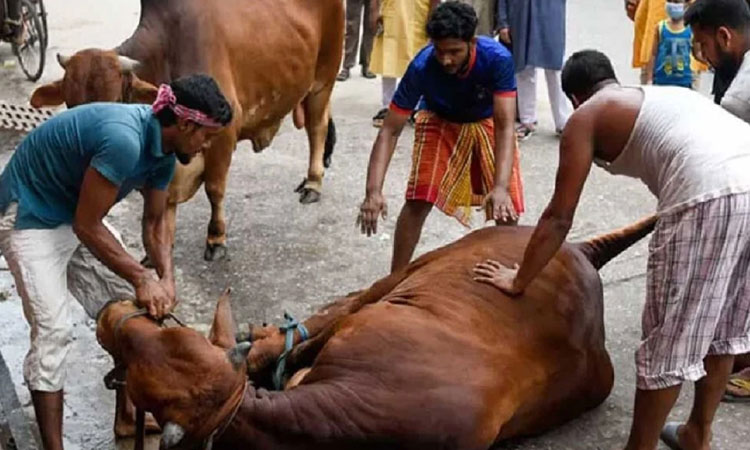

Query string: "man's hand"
[483, 186, 518, 224]
[625, 0, 639, 21]
[357, 192, 388, 236]
[371, 14, 384, 35]
[135, 277, 175, 319]
[473, 260, 522, 296]
[497, 28, 512, 45]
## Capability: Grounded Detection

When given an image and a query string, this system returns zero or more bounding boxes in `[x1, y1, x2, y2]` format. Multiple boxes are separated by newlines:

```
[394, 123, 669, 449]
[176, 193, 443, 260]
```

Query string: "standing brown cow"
[96, 218, 655, 449]
[30, 0, 344, 260]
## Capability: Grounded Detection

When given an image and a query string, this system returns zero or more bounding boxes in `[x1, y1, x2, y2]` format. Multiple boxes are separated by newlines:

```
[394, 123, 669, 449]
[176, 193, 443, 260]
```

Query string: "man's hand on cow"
[484, 186, 518, 225]
[357, 192, 388, 237]
[473, 260, 523, 296]
[135, 276, 175, 319]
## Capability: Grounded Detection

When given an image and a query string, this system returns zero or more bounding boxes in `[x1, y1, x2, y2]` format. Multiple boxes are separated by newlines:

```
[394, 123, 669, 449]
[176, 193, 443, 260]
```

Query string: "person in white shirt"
[472, 50, 750, 450]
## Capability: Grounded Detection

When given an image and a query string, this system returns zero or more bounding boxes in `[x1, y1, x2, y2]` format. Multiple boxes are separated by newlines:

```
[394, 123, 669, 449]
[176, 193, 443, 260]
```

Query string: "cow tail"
[576, 215, 657, 270]
[324, 117, 336, 168]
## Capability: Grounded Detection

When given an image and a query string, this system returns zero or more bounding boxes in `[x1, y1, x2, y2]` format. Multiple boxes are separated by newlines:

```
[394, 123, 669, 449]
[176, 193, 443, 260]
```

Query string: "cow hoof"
[299, 188, 321, 204]
[204, 244, 229, 262]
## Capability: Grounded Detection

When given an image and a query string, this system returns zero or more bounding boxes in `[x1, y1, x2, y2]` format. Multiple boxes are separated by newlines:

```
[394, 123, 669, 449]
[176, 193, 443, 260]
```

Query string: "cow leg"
[296, 88, 334, 204]
[113, 387, 160, 438]
[203, 132, 236, 261]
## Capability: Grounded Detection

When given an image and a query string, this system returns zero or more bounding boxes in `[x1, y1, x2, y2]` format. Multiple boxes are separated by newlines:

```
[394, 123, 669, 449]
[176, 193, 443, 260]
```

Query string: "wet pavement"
[0, 1, 748, 449]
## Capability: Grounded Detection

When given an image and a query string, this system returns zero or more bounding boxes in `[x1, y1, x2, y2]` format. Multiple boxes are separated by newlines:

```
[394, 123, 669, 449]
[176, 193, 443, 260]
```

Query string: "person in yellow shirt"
[369, 0, 441, 127]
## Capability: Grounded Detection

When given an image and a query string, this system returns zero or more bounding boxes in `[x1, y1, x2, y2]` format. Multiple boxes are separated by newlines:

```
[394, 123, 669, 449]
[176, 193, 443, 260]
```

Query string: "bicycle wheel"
[12, 0, 46, 82]
[36, 0, 48, 49]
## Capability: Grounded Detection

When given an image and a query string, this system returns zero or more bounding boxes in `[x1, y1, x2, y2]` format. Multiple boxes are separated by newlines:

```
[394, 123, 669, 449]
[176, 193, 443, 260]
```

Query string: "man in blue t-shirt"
[0, 74, 232, 449]
[358, 1, 523, 272]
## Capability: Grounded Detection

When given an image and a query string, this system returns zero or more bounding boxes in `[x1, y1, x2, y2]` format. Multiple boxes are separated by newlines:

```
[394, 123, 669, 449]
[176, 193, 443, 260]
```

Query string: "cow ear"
[130, 76, 158, 104]
[30, 80, 64, 108]
[209, 288, 237, 349]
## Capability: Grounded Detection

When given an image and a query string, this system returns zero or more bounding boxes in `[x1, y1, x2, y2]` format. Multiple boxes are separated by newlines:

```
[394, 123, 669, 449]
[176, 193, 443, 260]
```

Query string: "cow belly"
[302, 294, 610, 446]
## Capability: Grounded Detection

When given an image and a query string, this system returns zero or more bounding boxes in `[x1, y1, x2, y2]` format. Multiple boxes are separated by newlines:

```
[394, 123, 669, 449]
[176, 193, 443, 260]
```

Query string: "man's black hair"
[426, 1, 478, 42]
[561, 50, 618, 99]
[155, 74, 233, 127]
[685, 0, 750, 31]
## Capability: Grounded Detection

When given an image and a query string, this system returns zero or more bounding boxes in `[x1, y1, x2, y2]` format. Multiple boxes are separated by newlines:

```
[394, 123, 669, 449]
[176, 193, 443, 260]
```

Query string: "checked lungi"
[636, 192, 750, 390]
[406, 110, 524, 227]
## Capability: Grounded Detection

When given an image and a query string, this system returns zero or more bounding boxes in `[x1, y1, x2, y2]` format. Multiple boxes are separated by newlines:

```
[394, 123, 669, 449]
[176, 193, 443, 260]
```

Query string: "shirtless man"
[472, 50, 750, 450]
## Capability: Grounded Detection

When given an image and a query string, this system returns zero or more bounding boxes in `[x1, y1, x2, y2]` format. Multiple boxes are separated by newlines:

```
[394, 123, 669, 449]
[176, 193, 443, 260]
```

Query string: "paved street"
[0, 1, 747, 449]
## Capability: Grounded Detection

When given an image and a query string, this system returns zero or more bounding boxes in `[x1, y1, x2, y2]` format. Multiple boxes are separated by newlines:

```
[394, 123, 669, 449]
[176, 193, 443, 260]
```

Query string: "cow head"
[96, 290, 250, 449]
[30, 49, 158, 108]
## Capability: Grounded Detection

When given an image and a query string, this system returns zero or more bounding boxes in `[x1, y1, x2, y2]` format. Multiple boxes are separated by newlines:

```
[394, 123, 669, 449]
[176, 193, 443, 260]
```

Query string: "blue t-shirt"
[0, 103, 176, 229]
[390, 36, 517, 123]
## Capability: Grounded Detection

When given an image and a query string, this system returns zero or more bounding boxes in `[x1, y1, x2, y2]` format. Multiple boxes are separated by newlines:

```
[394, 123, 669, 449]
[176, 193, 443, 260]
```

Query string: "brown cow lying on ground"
[31, 0, 343, 261]
[96, 218, 654, 449]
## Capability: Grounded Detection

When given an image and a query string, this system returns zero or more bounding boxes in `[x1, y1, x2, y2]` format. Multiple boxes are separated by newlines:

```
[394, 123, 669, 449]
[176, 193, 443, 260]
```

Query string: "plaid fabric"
[636, 192, 750, 390]
[405, 111, 524, 226]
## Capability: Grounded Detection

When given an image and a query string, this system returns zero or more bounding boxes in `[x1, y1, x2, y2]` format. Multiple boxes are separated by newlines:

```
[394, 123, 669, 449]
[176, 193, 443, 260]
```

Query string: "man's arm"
[141, 188, 174, 288]
[474, 111, 595, 294]
[74, 167, 172, 317]
[369, 0, 381, 33]
[626, 0, 640, 21]
[486, 94, 518, 222]
[496, 0, 510, 36]
[359, 110, 411, 236]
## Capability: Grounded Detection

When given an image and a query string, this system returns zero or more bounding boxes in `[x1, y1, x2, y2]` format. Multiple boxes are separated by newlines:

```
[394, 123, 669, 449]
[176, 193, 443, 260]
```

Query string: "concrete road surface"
[0, 1, 746, 449]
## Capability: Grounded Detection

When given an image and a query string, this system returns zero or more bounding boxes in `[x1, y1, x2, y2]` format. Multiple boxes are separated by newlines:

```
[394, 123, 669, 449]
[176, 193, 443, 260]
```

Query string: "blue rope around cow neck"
[273, 311, 309, 390]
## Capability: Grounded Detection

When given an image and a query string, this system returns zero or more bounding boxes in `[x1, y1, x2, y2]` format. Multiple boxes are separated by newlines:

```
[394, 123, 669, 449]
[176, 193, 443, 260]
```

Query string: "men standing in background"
[337, 0, 377, 81]
[460, 0, 496, 36]
[369, 0, 440, 127]
[497, 0, 572, 139]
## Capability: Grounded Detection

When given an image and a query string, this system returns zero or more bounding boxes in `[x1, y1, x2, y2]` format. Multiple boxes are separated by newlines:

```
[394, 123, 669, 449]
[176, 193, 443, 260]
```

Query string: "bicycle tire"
[13, 0, 46, 82]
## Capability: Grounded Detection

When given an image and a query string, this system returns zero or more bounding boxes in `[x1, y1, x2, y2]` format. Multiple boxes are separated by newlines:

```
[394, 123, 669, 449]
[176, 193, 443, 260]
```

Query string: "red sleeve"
[389, 102, 412, 116]
[493, 90, 517, 98]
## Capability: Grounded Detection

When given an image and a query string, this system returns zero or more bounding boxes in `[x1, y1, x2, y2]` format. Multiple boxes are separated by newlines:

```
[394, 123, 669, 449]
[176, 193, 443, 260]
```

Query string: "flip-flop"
[723, 377, 750, 403]
[660, 422, 683, 450]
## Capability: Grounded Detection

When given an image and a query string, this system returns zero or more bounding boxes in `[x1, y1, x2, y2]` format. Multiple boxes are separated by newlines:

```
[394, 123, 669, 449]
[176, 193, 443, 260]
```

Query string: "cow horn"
[117, 55, 141, 73]
[56, 53, 71, 69]
[159, 422, 186, 449]
[226, 341, 252, 371]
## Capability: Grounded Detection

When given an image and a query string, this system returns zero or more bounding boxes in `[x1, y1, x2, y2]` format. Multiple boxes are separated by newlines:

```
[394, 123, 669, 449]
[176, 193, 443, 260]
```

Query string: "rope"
[272, 311, 309, 390]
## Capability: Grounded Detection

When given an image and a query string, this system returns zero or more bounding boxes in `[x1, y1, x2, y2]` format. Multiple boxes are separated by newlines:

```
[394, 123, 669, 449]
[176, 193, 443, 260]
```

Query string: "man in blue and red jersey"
[358, 1, 523, 272]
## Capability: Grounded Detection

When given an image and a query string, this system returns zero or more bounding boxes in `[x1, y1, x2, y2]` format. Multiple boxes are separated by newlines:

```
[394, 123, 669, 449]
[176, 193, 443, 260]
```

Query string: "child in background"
[647, 0, 693, 88]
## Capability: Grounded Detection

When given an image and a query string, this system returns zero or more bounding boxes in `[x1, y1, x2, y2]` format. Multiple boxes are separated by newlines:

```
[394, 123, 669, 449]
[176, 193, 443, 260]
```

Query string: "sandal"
[723, 377, 750, 403]
[515, 123, 536, 141]
[372, 108, 388, 128]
